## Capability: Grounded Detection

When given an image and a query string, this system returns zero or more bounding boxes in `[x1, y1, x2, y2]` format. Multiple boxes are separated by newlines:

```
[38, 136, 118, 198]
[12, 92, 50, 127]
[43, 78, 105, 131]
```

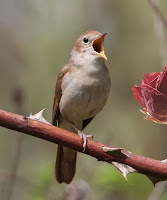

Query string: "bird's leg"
[72, 123, 93, 152]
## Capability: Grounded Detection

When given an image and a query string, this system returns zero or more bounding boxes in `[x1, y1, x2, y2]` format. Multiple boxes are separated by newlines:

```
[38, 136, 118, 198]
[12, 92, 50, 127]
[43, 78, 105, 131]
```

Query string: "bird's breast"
[59, 64, 111, 124]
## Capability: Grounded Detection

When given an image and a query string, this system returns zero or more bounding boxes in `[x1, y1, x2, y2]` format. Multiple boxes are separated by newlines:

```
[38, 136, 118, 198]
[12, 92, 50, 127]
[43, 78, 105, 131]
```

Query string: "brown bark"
[0, 109, 167, 184]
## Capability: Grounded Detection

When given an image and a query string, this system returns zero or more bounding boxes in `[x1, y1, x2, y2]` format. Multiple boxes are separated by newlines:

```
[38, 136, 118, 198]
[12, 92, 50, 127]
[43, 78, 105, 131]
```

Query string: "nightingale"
[52, 30, 111, 184]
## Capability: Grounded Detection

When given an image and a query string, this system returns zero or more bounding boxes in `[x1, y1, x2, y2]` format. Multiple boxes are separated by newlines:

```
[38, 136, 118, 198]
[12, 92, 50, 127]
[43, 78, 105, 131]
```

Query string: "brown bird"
[52, 30, 111, 184]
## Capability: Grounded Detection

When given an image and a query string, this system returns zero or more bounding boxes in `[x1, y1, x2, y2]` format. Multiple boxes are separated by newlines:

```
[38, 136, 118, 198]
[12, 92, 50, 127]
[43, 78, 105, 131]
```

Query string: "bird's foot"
[72, 124, 93, 152]
[78, 131, 93, 152]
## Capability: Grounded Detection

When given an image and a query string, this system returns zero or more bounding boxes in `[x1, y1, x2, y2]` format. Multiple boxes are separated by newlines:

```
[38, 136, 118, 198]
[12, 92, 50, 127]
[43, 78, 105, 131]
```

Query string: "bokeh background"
[0, 0, 167, 199]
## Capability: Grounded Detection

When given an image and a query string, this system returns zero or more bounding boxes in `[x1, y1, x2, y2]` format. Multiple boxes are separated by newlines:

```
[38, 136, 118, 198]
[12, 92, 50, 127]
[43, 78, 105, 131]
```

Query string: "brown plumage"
[52, 31, 111, 184]
[52, 65, 78, 184]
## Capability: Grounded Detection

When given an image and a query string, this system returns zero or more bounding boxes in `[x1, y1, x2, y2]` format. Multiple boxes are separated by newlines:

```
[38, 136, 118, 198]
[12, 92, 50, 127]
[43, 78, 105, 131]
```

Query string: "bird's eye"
[83, 37, 89, 43]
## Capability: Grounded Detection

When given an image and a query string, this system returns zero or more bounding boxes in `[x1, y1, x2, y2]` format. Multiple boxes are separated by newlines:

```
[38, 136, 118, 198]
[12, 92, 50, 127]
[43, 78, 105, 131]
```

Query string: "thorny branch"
[0, 109, 167, 185]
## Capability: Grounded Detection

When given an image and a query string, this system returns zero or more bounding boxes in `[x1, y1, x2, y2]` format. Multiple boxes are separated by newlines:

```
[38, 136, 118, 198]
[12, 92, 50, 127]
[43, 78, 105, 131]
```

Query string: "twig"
[148, 0, 167, 67]
[148, 0, 167, 27]
[0, 109, 167, 184]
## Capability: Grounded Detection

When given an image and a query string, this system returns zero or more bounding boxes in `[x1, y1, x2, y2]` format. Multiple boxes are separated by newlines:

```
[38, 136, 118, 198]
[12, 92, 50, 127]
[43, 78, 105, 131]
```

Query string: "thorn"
[112, 161, 137, 181]
[28, 109, 50, 125]
[161, 159, 167, 164]
[102, 146, 130, 158]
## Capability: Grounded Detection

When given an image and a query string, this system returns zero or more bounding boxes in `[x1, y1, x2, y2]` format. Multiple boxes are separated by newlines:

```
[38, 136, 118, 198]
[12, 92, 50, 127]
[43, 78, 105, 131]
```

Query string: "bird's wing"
[52, 65, 69, 125]
[52, 64, 94, 129]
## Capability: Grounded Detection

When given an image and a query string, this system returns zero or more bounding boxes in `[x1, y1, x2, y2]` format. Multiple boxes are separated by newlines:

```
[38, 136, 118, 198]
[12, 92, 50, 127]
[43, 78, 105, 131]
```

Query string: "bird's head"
[70, 31, 107, 65]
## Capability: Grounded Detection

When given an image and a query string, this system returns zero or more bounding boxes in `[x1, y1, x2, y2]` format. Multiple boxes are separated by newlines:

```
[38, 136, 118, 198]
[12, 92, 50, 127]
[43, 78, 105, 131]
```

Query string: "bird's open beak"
[92, 33, 107, 60]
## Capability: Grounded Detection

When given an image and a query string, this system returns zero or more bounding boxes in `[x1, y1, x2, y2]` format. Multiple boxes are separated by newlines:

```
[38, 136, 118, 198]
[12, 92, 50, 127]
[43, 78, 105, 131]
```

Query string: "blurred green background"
[0, 0, 167, 199]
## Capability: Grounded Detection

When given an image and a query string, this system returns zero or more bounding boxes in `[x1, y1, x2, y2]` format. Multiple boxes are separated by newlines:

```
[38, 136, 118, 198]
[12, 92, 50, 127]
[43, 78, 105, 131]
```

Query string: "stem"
[0, 109, 167, 183]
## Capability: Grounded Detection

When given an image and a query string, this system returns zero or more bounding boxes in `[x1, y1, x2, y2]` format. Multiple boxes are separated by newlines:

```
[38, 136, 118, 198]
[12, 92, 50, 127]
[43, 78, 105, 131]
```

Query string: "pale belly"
[59, 69, 111, 125]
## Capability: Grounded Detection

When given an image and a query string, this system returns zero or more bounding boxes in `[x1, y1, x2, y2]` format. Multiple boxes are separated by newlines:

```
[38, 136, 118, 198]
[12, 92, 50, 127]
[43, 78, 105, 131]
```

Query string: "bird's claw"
[71, 123, 93, 152]
[78, 131, 93, 152]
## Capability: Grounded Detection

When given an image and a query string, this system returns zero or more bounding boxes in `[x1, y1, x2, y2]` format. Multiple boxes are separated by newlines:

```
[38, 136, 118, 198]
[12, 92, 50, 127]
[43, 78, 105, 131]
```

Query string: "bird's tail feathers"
[55, 145, 77, 184]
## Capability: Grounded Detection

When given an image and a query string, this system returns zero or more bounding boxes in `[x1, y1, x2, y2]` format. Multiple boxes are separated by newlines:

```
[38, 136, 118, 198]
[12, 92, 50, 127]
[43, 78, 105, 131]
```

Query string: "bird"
[52, 30, 111, 184]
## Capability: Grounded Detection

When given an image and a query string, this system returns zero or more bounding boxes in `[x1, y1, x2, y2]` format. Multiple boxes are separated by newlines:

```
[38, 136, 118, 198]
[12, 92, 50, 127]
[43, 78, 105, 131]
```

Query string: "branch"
[0, 109, 167, 185]
[148, 0, 167, 67]
[148, 0, 167, 27]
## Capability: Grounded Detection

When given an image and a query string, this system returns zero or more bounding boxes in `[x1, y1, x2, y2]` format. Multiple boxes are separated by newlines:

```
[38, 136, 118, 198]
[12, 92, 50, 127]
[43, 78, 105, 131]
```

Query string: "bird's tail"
[55, 145, 77, 184]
